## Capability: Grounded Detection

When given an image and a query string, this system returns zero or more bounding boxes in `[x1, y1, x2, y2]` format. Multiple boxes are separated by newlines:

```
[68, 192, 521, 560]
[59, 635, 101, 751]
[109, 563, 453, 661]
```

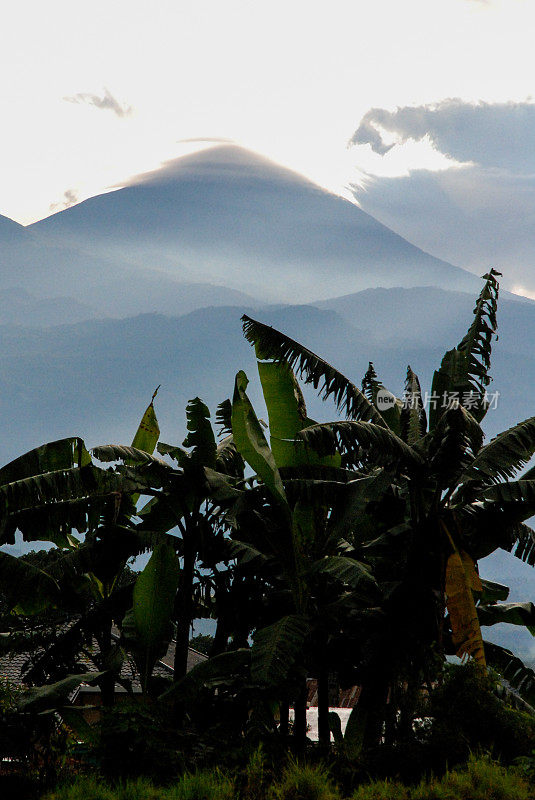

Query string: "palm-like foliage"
[238, 269, 535, 741]
[0, 394, 163, 701]
[224, 343, 382, 747]
[4, 267, 535, 761]
[242, 315, 386, 426]
[131, 395, 245, 682]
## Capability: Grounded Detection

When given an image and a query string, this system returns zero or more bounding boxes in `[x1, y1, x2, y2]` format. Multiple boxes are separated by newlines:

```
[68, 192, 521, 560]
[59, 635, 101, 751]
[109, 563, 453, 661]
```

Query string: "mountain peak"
[122, 144, 316, 191]
[30, 143, 480, 302]
[0, 213, 25, 236]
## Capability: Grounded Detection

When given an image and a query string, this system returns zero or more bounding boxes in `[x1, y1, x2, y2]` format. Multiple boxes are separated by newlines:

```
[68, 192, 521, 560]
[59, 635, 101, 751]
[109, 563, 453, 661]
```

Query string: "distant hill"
[3, 148, 535, 661]
[0, 304, 358, 463]
[0, 288, 95, 327]
[1, 285, 533, 461]
[0, 209, 261, 320]
[28, 145, 481, 303]
[1, 287, 535, 660]
[317, 285, 535, 347]
[0, 212, 113, 296]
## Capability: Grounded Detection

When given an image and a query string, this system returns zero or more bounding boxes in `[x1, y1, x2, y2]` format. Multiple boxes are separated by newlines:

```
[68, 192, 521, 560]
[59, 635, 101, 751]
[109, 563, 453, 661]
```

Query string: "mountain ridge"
[28, 145, 482, 303]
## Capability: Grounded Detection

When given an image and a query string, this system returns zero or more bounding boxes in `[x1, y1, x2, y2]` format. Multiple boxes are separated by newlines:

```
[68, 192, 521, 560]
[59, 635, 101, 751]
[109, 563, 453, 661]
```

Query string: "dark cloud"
[64, 88, 132, 118]
[350, 99, 535, 172]
[49, 189, 79, 213]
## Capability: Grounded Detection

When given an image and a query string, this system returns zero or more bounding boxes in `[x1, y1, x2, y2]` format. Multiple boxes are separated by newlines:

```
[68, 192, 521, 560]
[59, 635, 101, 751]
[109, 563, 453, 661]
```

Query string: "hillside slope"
[29, 145, 480, 302]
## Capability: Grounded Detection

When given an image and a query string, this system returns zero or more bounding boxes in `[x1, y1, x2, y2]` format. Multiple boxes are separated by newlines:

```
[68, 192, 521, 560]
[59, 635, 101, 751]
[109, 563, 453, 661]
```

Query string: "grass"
[412, 754, 532, 800]
[167, 770, 235, 800]
[43, 776, 116, 800]
[351, 754, 532, 800]
[268, 758, 341, 800]
[243, 746, 268, 800]
[41, 754, 535, 800]
[351, 781, 409, 800]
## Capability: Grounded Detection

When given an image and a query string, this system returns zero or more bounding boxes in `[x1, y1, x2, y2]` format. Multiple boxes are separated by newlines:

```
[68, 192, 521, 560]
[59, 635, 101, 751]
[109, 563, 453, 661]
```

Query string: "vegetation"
[3, 270, 535, 796]
[427, 663, 535, 765]
[352, 755, 532, 800]
[39, 756, 534, 800]
[267, 759, 340, 800]
[188, 634, 215, 655]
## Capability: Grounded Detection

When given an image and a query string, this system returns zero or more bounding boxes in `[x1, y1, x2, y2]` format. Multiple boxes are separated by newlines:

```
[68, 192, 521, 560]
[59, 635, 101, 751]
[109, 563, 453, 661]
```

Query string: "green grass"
[42, 772, 234, 800]
[268, 759, 341, 800]
[350, 780, 409, 800]
[412, 754, 532, 800]
[43, 776, 164, 799]
[167, 770, 235, 800]
[351, 755, 532, 800]
[41, 755, 535, 800]
[118, 778, 164, 800]
[243, 745, 268, 800]
[43, 776, 116, 800]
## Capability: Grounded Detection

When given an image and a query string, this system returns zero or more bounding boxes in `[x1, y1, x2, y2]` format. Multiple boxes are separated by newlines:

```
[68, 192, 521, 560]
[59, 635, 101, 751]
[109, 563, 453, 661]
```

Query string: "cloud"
[351, 163, 535, 289]
[64, 88, 132, 118]
[349, 98, 535, 292]
[350, 98, 535, 172]
[351, 117, 395, 156]
[177, 137, 235, 144]
[49, 189, 79, 213]
[512, 284, 535, 302]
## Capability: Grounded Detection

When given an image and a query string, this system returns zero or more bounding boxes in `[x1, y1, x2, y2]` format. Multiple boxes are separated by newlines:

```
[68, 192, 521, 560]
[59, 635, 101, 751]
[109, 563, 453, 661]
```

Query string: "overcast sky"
[2, 0, 535, 288]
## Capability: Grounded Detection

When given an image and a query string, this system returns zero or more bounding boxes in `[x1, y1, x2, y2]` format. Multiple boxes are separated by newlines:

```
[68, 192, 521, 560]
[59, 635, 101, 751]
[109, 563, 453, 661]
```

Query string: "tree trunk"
[318, 665, 331, 748]
[383, 685, 398, 747]
[210, 615, 228, 657]
[359, 679, 389, 750]
[209, 576, 229, 656]
[279, 699, 289, 742]
[174, 537, 195, 681]
[99, 618, 115, 707]
[293, 679, 308, 754]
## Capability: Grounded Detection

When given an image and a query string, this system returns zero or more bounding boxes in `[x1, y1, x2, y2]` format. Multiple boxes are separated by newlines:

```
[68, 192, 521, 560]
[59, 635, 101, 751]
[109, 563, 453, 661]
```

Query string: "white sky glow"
[1, 0, 534, 224]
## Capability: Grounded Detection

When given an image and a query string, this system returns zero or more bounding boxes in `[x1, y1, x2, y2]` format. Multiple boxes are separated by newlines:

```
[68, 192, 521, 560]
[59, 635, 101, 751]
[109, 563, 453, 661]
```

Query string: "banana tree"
[0, 393, 163, 703]
[239, 269, 535, 744]
[0, 392, 244, 700]
[131, 396, 244, 683]
[227, 348, 380, 749]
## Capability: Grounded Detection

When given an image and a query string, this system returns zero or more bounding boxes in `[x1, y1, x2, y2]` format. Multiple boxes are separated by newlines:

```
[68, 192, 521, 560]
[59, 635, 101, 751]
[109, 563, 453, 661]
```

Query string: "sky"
[2, 0, 535, 287]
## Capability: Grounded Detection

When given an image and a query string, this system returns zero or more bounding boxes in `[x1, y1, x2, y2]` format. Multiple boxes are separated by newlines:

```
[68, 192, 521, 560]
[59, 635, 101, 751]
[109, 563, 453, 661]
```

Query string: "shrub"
[0, 678, 72, 791]
[411, 754, 531, 800]
[351, 780, 409, 800]
[357, 740, 431, 784]
[268, 759, 341, 800]
[43, 776, 166, 800]
[43, 776, 115, 800]
[243, 745, 269, 800]
[514, 747, 535, 781]
[427, 663, 535, 767]
[351, 755, 532, 800]
[168, 769, 235, 800]
[94, 699, 187, 780]
[117, 778, 164, 800]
